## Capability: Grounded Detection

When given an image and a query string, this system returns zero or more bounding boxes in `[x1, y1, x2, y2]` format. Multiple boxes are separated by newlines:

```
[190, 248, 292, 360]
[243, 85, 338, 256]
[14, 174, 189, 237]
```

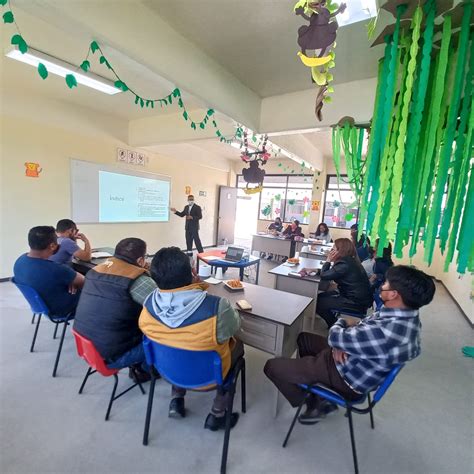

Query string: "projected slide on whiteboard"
[70, 159, 171, 223]
[99, 171, 170, 222]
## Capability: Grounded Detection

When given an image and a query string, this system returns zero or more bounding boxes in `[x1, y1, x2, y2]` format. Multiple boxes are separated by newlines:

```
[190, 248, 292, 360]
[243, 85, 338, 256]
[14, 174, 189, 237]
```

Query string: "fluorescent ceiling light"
[6, 46, 121, 95]
[337, 0, 377, 27]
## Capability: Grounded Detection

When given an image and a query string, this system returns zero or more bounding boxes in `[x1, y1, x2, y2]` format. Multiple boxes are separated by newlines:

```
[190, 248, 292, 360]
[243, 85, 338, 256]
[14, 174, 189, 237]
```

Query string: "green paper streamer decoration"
[11, 33, 27, 54]
[80, 60, 90, 72]
[345, 213, 354, 222]
[261, 204, 272, 217]
[353, 1, 474, 273]
[3, 10, 13, 23]
[65, 74, 77, 89]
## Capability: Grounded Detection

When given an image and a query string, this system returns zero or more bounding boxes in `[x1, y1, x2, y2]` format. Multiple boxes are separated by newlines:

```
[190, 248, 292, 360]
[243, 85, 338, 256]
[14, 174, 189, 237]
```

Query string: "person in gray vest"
[73, 238, 157, 383]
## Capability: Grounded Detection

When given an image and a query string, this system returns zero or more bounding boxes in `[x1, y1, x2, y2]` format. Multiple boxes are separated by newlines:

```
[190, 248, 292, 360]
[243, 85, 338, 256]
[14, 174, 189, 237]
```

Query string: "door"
[217, 186, 237, 245]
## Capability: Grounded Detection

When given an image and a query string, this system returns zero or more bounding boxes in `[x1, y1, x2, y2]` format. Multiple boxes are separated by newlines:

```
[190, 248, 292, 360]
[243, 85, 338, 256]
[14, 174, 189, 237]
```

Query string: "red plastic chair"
[72, 329, 145, 420]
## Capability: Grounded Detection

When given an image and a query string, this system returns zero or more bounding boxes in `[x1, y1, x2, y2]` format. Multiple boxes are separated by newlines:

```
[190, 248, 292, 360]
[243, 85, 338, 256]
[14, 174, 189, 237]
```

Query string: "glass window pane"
[327, 175, 352, 190]
[284, 188, 312, 225]
[259, 188, 286, 221]
[288, 175, 313, 189]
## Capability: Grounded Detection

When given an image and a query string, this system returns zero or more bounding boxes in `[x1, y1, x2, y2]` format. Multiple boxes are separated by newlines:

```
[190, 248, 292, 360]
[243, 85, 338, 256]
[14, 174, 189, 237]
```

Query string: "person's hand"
[299, 267, 316, 276]
[369, 274, 377, 283]
[191, 267, 201, 283]
[143, 261, 151, 270]
[76, 232, 88, 243]
[342, 316, 360, 327]
[170, 207, 176, 213]
[68, 283, 78, 295]
[332, 348, 348, 364]
[186, 215, 193, 220]
[326, 248, 338, 262]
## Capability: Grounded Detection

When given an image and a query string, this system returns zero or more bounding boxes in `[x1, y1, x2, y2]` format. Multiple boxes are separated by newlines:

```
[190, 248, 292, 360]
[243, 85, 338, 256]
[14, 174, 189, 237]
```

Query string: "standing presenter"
[170, 195, 204, 256]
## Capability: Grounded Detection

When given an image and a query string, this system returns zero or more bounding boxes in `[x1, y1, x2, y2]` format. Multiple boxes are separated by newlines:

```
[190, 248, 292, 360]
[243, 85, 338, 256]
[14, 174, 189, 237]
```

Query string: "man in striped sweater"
[264, 265, 435, 424]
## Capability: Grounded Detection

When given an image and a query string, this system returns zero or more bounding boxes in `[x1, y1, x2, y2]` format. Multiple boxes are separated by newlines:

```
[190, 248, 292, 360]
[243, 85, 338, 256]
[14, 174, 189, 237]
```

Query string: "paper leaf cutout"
[3, 11, 14, 23]
[11, 34, 28, 54]
[37, 63, 48, 80]
[65, 74, 77, 89]
[80, 60, 90, 72]
[90, 41, 99, 53]
[114, 80, 128, 92]
[345, 213, 354, 221]
[288, 199, 296, 205]
[333, 200, 340, 207]
[0, 0, 8, 5]
[172, 88, 180, 97]
[275, 194, 281, 201]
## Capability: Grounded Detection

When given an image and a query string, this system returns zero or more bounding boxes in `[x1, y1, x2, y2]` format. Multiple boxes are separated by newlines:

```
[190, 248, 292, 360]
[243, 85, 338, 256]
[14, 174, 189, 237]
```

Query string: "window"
[236, 173, 313, 224]
[322, 175, 359, 229]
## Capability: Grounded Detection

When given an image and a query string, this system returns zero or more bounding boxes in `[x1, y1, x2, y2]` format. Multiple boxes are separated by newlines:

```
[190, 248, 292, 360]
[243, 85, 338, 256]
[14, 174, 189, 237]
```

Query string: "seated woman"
[282, 219, 304, 258]
[350, 224, 371, 262]
[300, 238, 373, 328]
[371, 240, 393, 289]
[265, 217, 284, 260]
[313, 222, 332, 242]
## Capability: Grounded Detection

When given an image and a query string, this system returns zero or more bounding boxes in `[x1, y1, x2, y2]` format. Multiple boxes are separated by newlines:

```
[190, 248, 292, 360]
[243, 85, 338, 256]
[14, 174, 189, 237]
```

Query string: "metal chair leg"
[105, 373, 119, 421]
[240, 360, 246, 413]
[143, 372, 157, 445]
[347, 408, 359, 474]
[130, 367, 146, 395]
[30, 314, 42, 352]
[52, 321, 68, 377]
[282, 394, 308, 448]
[53, 322, 59, 339]
[220, 384, 237, 474]
[367, 393, 375, 429]
[78, 367, 95, 394]
[31, 313, 36, 324]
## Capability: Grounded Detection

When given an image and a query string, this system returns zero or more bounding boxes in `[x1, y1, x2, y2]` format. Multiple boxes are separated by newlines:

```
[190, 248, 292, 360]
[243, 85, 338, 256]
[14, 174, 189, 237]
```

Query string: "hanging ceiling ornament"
[294, 0, 347, 121]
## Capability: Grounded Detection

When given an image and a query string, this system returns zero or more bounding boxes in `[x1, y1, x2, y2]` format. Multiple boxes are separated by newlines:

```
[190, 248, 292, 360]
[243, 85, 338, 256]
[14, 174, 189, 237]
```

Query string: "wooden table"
[251, 234, 292, 257]
[196, 250, 261, 284]
[207, 282, 313, 416]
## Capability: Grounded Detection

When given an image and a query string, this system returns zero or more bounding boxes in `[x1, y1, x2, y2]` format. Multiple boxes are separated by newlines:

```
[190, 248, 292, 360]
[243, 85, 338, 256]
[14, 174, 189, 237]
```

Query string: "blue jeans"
[107, 344, 148, 371]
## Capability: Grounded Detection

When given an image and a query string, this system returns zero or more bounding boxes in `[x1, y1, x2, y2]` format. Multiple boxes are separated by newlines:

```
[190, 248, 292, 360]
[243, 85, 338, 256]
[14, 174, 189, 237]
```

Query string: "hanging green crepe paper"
[395, 0, 435, 255]
[439, 33, 474, 255]
[456, 158, 474, 273]
[424, 4, 471, 265]
[409, 18, 452, 257]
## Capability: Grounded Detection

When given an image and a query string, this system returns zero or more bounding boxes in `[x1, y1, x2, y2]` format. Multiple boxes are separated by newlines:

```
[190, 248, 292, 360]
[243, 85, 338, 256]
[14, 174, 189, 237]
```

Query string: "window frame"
[236, 173, 313, 224]
[322, 174, 360, 229]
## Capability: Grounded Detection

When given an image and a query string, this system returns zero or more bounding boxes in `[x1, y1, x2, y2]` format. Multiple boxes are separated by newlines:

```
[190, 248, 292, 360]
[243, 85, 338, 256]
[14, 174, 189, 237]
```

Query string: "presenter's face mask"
[188, 200, 194, 205]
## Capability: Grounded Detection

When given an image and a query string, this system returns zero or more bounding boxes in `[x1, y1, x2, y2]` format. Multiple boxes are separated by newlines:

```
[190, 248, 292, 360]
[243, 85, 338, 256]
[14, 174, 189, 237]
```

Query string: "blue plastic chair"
[142, 336, 246, 474]
[12, 278, 74, 377]
[283, 364, 404, 474]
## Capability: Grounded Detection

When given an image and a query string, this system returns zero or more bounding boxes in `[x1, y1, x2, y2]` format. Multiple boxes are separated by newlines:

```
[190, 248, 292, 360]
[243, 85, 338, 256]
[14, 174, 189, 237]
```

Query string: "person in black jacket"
[171, 195, 204, 255]
[282, 219, 304, 259]
[300, 237, 373, 327]
[350, 223, 371, 262]
[73, 238, 157, 382]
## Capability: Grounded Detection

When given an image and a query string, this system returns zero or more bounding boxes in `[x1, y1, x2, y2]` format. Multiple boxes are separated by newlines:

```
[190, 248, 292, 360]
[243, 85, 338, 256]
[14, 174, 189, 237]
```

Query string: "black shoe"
[282, 257, 288, 263]
[204, 412, 239, 431]
[266, 254, 273, 260]
[128, 367, 151, 384]
[298, 400, 338, 425]
[169, 397, 186, 418]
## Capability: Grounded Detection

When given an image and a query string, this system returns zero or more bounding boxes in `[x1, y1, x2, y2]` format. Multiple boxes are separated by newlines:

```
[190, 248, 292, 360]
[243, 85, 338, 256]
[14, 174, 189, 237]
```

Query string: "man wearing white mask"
[171, 194, 204, 255]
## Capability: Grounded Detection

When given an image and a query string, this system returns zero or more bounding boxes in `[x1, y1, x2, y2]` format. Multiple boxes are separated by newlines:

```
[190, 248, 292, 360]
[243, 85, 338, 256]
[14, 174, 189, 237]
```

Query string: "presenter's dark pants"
[264, 333, 359, 409]
[185, 227, 204, 253]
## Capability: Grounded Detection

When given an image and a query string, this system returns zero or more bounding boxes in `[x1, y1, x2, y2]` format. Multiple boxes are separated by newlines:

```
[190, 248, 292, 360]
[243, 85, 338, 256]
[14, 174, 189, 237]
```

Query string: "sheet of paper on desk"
[203, 256, 220, 261]
[91, 251, 112, 258]
[204, 277, 222, 284]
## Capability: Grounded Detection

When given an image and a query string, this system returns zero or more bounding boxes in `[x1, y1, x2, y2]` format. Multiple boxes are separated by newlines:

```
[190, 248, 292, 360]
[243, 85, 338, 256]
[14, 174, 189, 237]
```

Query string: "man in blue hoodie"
[139, 247, 243, 431]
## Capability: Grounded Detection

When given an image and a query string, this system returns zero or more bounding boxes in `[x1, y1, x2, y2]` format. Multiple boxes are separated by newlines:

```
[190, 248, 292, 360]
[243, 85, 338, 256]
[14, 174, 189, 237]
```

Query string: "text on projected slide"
[99, 171, 170, 222]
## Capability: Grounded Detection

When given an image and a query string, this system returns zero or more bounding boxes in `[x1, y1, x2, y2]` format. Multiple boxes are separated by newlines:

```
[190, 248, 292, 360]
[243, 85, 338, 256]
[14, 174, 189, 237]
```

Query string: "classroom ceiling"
[144, 0, 385, 97]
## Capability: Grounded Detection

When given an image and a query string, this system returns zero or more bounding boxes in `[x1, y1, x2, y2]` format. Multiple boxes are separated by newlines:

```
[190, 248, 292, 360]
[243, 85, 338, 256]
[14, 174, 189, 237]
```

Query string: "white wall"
[0, 93, 230, 278]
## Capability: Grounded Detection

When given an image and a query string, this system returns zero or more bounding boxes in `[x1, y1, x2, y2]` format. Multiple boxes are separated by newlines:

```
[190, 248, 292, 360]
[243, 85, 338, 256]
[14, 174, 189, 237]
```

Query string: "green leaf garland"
[37, 62, 48, 79]
[65, 74, 77, 89]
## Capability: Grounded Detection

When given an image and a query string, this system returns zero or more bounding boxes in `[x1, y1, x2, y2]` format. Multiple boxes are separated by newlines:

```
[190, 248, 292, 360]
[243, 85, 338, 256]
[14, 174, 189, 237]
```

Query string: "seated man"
[49, 219, 92, 265]
[14, 226, 84, 315]
[264, 265, 435, 424]
[73, 238, 157, 383]
[139, 246, 243, 431]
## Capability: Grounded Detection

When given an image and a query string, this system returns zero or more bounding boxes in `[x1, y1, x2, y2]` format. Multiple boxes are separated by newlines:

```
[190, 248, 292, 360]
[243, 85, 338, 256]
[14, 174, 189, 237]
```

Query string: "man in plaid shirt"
[264, 265, 435, 424]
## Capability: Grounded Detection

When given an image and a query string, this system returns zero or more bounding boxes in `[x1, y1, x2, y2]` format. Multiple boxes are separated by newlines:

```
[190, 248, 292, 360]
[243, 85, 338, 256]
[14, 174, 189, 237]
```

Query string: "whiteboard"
[70, 159, 171, 224]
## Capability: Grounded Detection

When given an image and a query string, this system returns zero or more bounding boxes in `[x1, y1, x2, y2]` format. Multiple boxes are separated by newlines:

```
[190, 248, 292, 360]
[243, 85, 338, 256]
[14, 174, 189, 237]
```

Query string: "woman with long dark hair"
[301, 238, 373, 327]
[314, 222, 332, 242]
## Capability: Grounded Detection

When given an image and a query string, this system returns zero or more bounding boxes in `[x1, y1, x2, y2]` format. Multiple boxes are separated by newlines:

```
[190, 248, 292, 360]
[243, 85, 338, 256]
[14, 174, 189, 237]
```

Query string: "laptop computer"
[221, 246, 245, 263]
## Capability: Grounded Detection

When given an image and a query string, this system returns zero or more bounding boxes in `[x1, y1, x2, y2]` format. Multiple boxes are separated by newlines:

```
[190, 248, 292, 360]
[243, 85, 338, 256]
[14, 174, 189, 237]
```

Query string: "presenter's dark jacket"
[73, 257, 149, 361]
[175, 204, 202, 231]
[320, 256, 373, 308]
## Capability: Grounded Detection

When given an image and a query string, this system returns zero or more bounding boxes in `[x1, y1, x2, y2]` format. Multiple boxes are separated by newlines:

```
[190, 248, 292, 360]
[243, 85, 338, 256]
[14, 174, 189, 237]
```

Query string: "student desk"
[251, 234, 292, 257]
[196, 250, 261, 284]
[295, 239, 333, 254]
[72, 247, 115, 275]
[207, 282, 313, 416]
[298, 244, 330, 261]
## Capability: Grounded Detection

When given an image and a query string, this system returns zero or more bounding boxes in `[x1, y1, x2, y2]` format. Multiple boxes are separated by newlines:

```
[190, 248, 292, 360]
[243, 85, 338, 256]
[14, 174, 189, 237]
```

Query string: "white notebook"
[91, 251, 112, 258]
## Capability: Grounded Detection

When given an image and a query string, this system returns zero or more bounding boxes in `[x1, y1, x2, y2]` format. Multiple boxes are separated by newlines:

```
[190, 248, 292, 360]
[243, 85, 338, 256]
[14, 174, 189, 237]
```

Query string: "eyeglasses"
[380, 288, 395, 292]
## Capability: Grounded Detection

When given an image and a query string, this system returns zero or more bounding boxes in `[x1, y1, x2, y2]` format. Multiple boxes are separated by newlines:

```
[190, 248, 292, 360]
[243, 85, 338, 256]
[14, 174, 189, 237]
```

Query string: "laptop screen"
[225, 246, 244, 261]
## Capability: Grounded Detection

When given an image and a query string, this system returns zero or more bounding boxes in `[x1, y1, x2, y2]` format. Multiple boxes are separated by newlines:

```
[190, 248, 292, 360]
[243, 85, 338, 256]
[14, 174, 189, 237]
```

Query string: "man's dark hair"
[28, 226, 57, 250]
[150, 246, 193, 290]
[294, 219, 300, 226]
[386, 265, 435, 309]
[114, 238, 147, 263]
[56, 219, 77, 233]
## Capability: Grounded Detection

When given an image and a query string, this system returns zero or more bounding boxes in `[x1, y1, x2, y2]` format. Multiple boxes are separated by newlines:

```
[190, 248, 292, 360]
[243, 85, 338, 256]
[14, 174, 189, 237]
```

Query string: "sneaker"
[169, 397, 186, 418]
[298, 401, 338, 425]
[266, 254, 273, 260]
[204, 412, 239, 431]
[128, 367, 151, 384]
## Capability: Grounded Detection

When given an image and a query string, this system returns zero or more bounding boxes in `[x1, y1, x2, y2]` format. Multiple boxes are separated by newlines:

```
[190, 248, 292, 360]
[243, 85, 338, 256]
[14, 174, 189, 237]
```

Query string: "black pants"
[316, 290, 369, 328]
[264, 333, 359, 408]
[185, 227, 204, 253]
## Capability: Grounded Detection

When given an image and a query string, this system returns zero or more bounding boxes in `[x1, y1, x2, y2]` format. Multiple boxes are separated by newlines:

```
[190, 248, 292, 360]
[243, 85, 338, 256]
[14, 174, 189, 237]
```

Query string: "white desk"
[251, 234, 292, 257]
